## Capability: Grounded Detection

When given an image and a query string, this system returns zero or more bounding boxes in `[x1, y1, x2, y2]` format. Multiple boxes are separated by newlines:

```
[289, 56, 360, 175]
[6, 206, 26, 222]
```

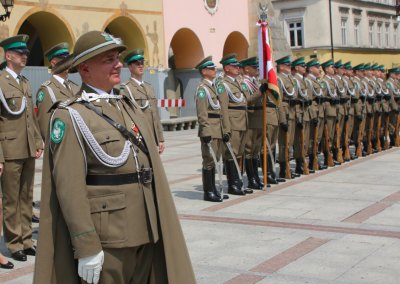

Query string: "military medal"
[131, 122, 142, 142]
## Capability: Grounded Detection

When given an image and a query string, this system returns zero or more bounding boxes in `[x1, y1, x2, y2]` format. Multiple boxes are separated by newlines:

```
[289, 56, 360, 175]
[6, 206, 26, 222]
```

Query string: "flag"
[257, 19, 281, 106]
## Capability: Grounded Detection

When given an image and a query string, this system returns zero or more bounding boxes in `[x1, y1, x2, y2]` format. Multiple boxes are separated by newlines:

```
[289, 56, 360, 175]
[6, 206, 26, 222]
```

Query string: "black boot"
[266, 157, 277, 185]
[390, 134, 395, 147]
[202, 169, 222, 202]
[253, 158, 265, 188]
[295, 158, 303, 175]
[331, 148, 341, 165]
[279, 162, 287, 179]
[380, 136, 385, 150]
[226, 160, 247, 195]
[245, 159, 262, 190]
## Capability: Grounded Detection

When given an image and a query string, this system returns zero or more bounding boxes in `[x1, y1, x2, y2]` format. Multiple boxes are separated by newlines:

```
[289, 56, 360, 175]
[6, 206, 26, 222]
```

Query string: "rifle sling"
[79, 101, 149, 154]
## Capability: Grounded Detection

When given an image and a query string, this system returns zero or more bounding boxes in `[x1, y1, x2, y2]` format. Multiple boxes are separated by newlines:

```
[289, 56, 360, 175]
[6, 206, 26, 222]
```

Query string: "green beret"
[239, 56, 258, 67]
[306, 59, 320, 68]
[291, 57, 306, 67]
[334, 60, 343, 68]
[0, 34, 29, 53]
[71, 31, 126, 72]
[124, 49, 145, 65]
[195, 56, 216, 70]
[275, 55, 291, 65]
[220, 53, 239, 66]
[321, 59, 334, 69]
[45, 42, 70, 61]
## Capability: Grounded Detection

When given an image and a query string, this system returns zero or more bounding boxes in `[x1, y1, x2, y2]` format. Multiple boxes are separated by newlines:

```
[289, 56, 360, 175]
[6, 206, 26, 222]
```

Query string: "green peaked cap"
[343, 61, 352, 70]
[363, 63, 371, 70]
[0, 34, 29, 53]
[353, 63, 365, 71]
[321, 59, 334, 69]
[275, 55, 291, 65]
[195, 55, 216, 70]
[334, 60, 343, 68]
[220, 53, 239, 66]
[291, 57, 306, 66]
[370, 63, 379, 71]
[306, 59, 320, 68]
[45, 42, 70, 61]
[124, 49, 145, 64]
[239, 56, 258, 67]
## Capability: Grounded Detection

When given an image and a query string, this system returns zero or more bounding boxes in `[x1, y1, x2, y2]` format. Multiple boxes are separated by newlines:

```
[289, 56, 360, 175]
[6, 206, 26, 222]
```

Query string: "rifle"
[367, 115, 373, 155]
[396, 113, 400, 147]
[375, 113, 382, 152]
[324, 124, 334, 167]
[344, 120, 350, 160]
[356, 117, 363, 157]
[284, 129, 292, 179]
[335, 121, 344, 163]
[300, 127, 309, 175]
[312, 122, 319, 170]
[384, 115, 390, 150]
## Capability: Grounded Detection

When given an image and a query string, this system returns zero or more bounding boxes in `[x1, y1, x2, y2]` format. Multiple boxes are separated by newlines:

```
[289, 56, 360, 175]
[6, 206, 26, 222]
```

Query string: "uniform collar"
[203, 78, 213, 86]
[131, 77, 143, 86]
[86, 83, 115, 96]
[5, 66, 19, 81]
[53, 74, 65, 85]
[308, 74, 317, 80]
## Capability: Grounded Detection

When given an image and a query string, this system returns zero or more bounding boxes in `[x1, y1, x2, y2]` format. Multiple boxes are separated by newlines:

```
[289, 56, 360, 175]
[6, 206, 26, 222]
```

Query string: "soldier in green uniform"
[194, 56, 228, 202]
[362, 63, 377, 154]
[276, 55, 301, 179]
[241, 56, 265, 189]
[34, 31, 195, 284]
[36, 42, 79, 140]
[291, 57, 314, 175]
[217, 54, 252, 195]
[0, 35, 43, 261]
[386, 68, 400, 146]
[321, 59, 340, 166]
[370, 64, 383, 152]
[121, 49, 165, 154]
[352, 63, 368, 156]
[305, 59, 327, 171]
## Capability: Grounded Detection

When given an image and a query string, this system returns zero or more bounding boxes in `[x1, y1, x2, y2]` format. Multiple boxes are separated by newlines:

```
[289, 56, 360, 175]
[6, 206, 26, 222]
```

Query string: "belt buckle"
[139, 168, 153, 184]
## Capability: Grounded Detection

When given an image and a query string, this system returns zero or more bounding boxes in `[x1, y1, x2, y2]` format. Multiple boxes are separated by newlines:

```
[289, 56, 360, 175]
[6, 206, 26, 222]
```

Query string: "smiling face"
[78, 49, 122, 91]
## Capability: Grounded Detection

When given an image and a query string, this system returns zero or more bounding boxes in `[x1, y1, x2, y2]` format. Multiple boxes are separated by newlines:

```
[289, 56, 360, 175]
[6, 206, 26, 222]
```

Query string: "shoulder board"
[143, 81, 152, 86]
[58, 97, 78, 109]
[42, 80, 51, 86]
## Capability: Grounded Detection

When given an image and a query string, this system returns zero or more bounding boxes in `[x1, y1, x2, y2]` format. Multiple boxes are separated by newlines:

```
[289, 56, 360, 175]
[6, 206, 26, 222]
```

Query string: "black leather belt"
[330, 99, 339, 105]
[339, 98, 348, 104]
[360, 96, 367, 102]
[86, 169, 153, 186]
[350, 98, 359, 104]
[266, 102, 276, 108]
[228, 106, 247, 110]
[367, 97, 375, 104]
[314, 97, 325, 104]
[283, 100, 297, 107]
[383, 95, 391, 101]
[248, 106, 263, 110]
[208, 113, 222, 118]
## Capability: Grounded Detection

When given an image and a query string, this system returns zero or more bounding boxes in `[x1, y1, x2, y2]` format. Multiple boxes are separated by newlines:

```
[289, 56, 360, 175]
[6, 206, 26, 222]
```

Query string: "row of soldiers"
[195, 53, 400, 203]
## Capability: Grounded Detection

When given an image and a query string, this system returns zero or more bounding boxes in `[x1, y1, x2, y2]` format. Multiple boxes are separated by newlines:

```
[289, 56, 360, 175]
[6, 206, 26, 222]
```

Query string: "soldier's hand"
[356, 115, 363, 121]
[344, 115, 349, 122]
[259, 83, 268, 94]
[280, 123, 288, 132]
[367, 112, 373, 118]
[296, 119, 303, 129]
[0, 163, 3, 176]
[78, 250, 104, 284]
[35, 149, 43, 159]
[158, 142, 165, 154]
[201, 136, 212, 144]
[311, 118, 318, 127]
[222, 133, 230, 143]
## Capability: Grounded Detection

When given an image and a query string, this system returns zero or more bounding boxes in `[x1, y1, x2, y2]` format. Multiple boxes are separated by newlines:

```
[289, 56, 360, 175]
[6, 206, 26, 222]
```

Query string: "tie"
[140, 83, 147, 94]
[64, 81, 71, 92]
[16, 75, 24, 91]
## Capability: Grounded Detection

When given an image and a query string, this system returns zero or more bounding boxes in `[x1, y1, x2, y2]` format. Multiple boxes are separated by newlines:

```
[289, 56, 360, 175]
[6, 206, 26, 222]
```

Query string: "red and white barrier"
[157, 99, 185, 108]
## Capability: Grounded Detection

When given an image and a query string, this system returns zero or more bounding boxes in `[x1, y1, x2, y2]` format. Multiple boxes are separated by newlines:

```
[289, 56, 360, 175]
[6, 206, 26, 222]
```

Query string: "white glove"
[78, 250, 104, 284]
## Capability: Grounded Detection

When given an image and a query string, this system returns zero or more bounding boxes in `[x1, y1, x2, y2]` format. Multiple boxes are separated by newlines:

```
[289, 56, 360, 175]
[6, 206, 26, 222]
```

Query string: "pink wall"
[162, 0, 249, 68]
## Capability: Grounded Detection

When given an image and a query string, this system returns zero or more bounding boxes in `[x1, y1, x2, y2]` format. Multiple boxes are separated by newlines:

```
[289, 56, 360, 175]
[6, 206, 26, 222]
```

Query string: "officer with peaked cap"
[194, 56, 229, 202]
[0, 35, 43, 262]
[333, 60, 347, 163]
[276, 55, 301, 179]
[362, 63, 377, 155]
[217, 53, 252, 195]
[36, 42, 79, 140]
[305, 59, 327, 171]
[121, 49, 165, 154]
[34, 31, 195, 284]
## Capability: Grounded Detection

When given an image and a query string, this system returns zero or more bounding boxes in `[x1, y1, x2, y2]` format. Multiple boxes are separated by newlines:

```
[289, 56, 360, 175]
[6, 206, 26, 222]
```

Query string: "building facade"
[272, 0, 400, 68]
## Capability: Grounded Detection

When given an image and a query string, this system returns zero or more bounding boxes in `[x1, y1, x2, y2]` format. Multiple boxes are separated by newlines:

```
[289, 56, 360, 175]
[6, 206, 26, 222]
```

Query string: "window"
[377, 22, 382, 47]
[369, 22, 374, 46]
[385, 24, 389, 47]
[354, 20, 361, 46]
[288, 21, 303, 48]
[341, 18, 348, 45]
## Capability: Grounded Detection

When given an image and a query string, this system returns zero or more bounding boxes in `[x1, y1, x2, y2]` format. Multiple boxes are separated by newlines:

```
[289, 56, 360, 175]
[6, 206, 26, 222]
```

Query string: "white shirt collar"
[204, 78, 213, 86]
[53, 74, 65, 85]
[86, 83, 115, 96]
[5, 67, 19, 81]
[131, 77, 143, 86]
[227, 75, 236, 82]
[308, 74, 316, 80]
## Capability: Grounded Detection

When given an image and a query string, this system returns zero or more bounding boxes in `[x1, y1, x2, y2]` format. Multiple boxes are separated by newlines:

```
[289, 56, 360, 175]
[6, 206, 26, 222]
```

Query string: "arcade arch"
[223, 31, 249, 60]
[169, 28, 204, 69]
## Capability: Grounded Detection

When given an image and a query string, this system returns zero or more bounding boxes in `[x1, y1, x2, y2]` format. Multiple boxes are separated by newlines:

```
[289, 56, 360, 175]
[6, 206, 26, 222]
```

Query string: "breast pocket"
[89, 193, 127, 244]
[92, 130, 124, 155]
[4, 92, 22, 112]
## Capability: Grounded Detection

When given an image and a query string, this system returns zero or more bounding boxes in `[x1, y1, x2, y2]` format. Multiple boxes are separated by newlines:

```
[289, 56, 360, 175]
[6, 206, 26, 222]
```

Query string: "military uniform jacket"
[0, 70, 42, 162]
[277, 72, 301, 124]
[305, 74, 325, 119]
[36, 76, 79, 140]
[195, 79, 225, 138]
[217, 75, 248, 132]
[343, 75, 358, 116]
[352, 76, 366, 116]
[121, 79, 164, 145]
[333, 75, 348, 116]
[34, 84, 195, 284]
[242, 75, 264, 128]
[293, 73, 312, 122]
[377, 78, 390, 113]
[321, 75, 338, 118]
[386, 77, 399, 112]
[361, 76, 375, 114]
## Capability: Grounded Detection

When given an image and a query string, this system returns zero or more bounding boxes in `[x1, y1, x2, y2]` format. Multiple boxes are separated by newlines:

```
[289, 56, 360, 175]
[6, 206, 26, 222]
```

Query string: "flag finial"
[259, 3, 268, 22]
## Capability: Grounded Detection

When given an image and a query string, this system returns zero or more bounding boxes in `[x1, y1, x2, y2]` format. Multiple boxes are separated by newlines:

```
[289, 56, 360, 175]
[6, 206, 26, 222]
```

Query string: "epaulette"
[143, 81, 151, 87]
[42, 80, 51, 86]
[57, 97, 78, 109]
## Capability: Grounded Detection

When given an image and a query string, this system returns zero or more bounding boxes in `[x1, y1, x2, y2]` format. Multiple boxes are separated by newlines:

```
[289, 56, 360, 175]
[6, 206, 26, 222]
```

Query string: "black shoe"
[267, 174, 278, 184]
[309, 169, 315, 174]
[244, 188, 254, 194]
[204, 191, 223, 202]
[202, 169, 222, 202]
[319, 164, 328, 170]
[226, 160, 246, 195]
[0, 261, 14, 269]
[276, 177, 286, 182]
[291, 171, 301, 178]
[11, 251, 27, 262]
[32, 215, 40, 223]
[333, 161, 341, 166]
[362, 151, 367, 157]
[24, 247, 36, 256]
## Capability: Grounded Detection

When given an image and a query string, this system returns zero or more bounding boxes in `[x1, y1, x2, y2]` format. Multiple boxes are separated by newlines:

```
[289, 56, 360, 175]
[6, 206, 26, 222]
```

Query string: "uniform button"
[102, 203, 107, 209]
